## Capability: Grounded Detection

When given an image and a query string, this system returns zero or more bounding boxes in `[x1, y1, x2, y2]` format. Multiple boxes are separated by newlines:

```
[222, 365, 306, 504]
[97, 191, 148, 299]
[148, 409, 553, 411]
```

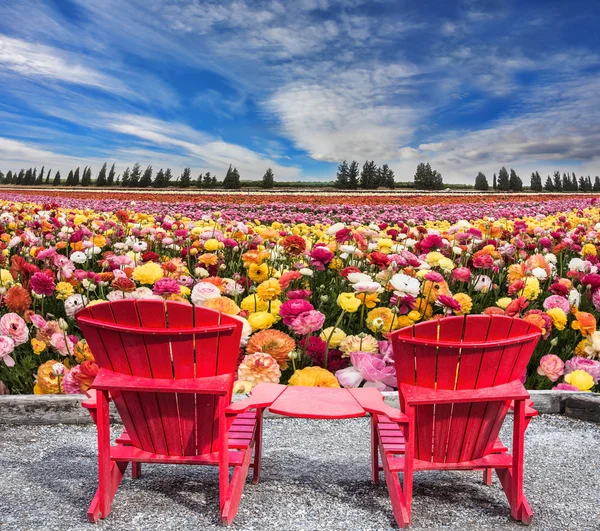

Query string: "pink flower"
[50, 332, 77, 357]
[335, 351, 397, 391]
[289, 310, 325, 335]
[152, 277, 181, 296]
[543, 295, 570, 313]
[452, 267, 472, 282]
[473, 254, 494, 269]
[309, 245, 334, 270]
[424, 271, 444, 283]
[435, 294, 462, 313]
[279, 299, 314, 326]
[30, 272, 56, 296]
[564, 357, 600, 384]
[0, 313, 29, 346]
[0, 336, 15, 367]
[536, 354, 564, 382]
[420, 234, 443, 253]
[553, 383, 580, 391]
[287, 289, 312, 300]
[62, 366, 83, 394]
[30, 314, 47, 329]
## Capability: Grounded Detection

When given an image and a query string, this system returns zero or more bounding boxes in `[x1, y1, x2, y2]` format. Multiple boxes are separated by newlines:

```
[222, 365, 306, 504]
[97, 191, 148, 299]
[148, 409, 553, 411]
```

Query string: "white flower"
[568, 288, 581, 307]
[194, 267, 209, 279]
[132, 241, 148, 253]
[405, 238, 417, 249]
[8, 236, 21, 249]
[70, 251, 87, 264]
[452, 246, 463, 255]
[64, 294, 88, 318]
[544, 253, 557, 264]
[84, 246, 102, 258]
[474, 275, 493, 293]
[129, 287, 162, 300]
[229, 315, 252, 347]
[191, 283, 221, 306]
[353, 281, 383, 294]
[299, 268, 313, 277]
[347, 272, 372, 284]
[326, 222, 345, 236]
[531, 267, 548, 281]
[389, 274, 420, 298]
[52, 363, 66, 376]
[568, 258, 586, 272]
[584, 331, 600, 358]
[339, 245, 357, 254]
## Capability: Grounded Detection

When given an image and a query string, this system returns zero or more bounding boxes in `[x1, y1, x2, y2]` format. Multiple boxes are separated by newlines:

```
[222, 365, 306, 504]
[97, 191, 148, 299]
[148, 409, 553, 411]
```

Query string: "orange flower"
[572, 311, 596, 336]
[279, 270, 303, 289]
[201, 277, 226, 292]
[288, 366, 340, 388]
[237, 352, 281, 386]
[4, 285, 32, 313]
[198, 253, 219, 266]
[246, 329, 295, 369]
[242, 250, 270, 266]
[522, 313, 546, 336]
[73, 340, 95, 363]
[525, 254, 551, 278]
[203, 296, 241, 315]
[507, 263, 526, 283]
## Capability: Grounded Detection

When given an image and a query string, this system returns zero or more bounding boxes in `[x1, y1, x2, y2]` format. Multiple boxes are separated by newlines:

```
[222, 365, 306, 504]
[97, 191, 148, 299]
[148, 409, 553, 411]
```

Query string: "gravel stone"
[0, 415, 599, 530]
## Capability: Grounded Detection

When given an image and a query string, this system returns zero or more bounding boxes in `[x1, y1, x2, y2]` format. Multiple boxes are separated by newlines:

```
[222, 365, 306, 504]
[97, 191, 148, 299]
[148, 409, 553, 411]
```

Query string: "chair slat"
[136, 300, 183, 456]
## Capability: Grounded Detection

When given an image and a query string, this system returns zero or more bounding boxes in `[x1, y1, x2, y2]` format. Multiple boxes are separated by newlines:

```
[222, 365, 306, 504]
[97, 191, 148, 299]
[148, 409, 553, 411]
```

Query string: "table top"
[269, 386, 367, 419]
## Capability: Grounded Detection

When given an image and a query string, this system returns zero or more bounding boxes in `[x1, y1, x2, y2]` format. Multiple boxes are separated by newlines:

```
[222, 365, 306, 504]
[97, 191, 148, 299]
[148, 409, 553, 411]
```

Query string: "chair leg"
[251, 409, 263, 484]
[371, 416, 380, 485]
[221, 449, 253, 525]
[483, 468, 493, 485]
[131, 463, 142, 479]
[381, 452, 411, 528]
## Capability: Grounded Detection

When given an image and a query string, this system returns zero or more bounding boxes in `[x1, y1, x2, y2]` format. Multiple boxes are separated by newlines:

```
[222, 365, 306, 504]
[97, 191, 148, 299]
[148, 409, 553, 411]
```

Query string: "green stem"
[324, 311, 345, 370]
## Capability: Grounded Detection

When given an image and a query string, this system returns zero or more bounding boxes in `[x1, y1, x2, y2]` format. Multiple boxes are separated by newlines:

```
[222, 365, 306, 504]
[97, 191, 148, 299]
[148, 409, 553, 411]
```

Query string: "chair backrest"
[391, 315, 541, 463]
[77, 299, 243, 457]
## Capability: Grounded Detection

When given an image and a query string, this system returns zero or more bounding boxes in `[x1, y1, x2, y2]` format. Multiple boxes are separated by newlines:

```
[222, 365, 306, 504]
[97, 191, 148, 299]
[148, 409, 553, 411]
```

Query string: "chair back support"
[391, 315, 540, 463]
[77, 299, 242, 457]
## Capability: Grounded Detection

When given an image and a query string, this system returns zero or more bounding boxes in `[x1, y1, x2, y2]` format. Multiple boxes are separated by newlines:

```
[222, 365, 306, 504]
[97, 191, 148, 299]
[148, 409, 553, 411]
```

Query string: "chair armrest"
[401, 380, 530, 406]
[92, 368, 233, 395]
[81, 389, 98, 409]
[347, 388, 409, 424]
[510, 399, 538, 418]
[225, 383, 287, 415]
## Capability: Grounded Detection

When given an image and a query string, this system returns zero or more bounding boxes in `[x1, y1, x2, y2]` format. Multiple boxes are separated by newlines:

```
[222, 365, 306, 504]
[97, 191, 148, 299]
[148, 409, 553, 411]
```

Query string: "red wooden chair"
[76, 299, 270, 525]
[372, 315, 541, 528]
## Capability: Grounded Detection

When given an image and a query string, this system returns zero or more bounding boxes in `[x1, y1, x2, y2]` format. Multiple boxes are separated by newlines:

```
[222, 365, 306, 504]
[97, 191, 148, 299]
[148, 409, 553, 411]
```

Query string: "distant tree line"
[334, 160, 396, 189]
[0, 162, 281, 190]
[472, 167, 600, 192]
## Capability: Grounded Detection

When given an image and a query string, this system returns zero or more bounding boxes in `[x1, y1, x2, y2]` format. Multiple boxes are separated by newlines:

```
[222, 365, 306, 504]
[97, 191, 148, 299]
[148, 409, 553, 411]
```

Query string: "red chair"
[76, 299, 269, 525]
[372, 315, 541, 528]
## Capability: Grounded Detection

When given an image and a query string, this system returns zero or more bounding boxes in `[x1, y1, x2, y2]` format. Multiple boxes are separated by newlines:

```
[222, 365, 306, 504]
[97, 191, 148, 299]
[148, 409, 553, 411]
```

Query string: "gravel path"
[1, 415, 599, 531]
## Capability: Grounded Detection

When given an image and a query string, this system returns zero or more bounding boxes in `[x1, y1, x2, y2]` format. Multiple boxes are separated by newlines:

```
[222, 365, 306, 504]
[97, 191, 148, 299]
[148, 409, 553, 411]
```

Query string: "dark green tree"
[594, 176, 600, 191]
[553, 171, 562, 192]
[139, 165, 153, 187]
[509, 169, 522, 191]
[347, 160, 359, 189]
[578, 176, 586, 191]
[379, 164, 395, 188]
[35, 167, 44, 185]
[492, 173, 497, 190]
[414, 162, 444, 190]
[53, 170, 61, 186]
[561, 172, 570, 191]
[5, 170, 12, 184]
[231, 167, 241, 188]
[360, 160, 378, 189]
[153, 168, 166, 188]
[45, 169, 51, 185]
[474, 172, 489, 190]
[96, 163, 108, 187]
[24, 168, 33, 185]
[164, 168, 173, 186]
[572, 173, 578, 191]
[262, 168, 275, 189]
[72, 167, 80, 186]
[211, 175, 218, 187]
[544, 175, 554, 191]
[65, 170, 74, 186]
[107, 163, 116, 187]
[586, 176, 593, 191]
[196, 173, 204, 187]
[179, 167, 192, 187]
[129, 163, 141, 187]
[202, 172, 212, 188]
[334, 160, 349, 189]
[530, 171, 543, 192]
[121, 167, 131, 187]
[0, 171, 4, 184]
[496, 167, 510, 191]
[81, 166, 92, 186]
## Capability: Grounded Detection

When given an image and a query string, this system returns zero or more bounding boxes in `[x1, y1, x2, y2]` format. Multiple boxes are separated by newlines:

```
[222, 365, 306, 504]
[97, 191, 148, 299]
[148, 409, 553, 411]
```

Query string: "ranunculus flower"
[279, 299, 314, 325]
[190, 282, 221, 306]
[543, 295, 570, 313]
[0, 313, 29, 346]
[289, 310, 325, 335]
[337, 293, 361, 313]
[536, 354, 564, 382]
[564, 370, 594, 391]
[335, 351, 397, 391]
[0, 336, 15, 367]
[564, 357, 600, 384]
[288, 366, 340, 387]
[452, 267, 472, 282]
[30, 272, 56, 297]
[389, 273, 420, 298]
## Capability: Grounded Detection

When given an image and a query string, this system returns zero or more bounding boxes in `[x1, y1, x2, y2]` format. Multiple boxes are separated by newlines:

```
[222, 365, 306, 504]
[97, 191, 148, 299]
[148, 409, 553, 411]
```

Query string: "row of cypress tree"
[0, 163, 279, 189]
[334, 160, 395, 189]
[474, 167, 600, 192]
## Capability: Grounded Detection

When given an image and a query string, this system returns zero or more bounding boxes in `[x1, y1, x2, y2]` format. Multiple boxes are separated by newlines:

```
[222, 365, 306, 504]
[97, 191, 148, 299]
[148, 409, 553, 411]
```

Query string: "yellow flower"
[453, 293, 473, 315]
[564, 370, 594, 391]
[572, 311, 597, 337]
[546, 307, 567, 331]
[355, 292, 380, 309]
[496, 297, 512, 309]
[0, 269, 13, 286]
[377, 238, 394, 254]
[438, 257, 455, 272]
[581, 243, 597, 258]
[256, 279, 281, 301]
[339, 334, 379, 356]
[240, 294, 268, 313]
[366, 307, 396, 333]
[425, 251, 445, 267]
[73, 214, 87, 225]
[337, 292, 362, 313]
[55, 281, 75, 300]
[132, 262, 164, 284]
[31, 338, 47, 355]
[574, 338, 589, 357]
[522, 277, 540, 300]
[247, 311, 275, 331]
[35, 360, 64, 394]
[204, 238, 223, 251]
[320, 327, 347, 348]
[288, 366, 340, 388]
[73, 340, 94, 362]
[328, 258, 343, 271]
[203, 296, 241, 315]
[248, 263, 270, 283]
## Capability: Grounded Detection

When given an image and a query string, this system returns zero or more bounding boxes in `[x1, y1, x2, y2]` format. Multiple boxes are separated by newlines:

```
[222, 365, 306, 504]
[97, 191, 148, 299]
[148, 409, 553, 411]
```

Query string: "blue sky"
[1, 0, 600, 183]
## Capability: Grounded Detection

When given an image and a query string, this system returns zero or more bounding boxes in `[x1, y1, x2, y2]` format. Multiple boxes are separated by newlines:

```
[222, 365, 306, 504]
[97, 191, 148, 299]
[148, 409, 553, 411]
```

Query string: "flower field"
[0, 190, 599, 395]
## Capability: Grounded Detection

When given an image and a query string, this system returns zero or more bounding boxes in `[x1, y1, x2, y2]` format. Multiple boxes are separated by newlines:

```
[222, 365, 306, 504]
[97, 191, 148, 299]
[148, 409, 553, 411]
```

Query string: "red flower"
[369, 251, 390, 269]
[30, 271, 56, 296]
[505, 296, 529, 317]
[281, 235, 306, 256]
[420, 234, 444, 253]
